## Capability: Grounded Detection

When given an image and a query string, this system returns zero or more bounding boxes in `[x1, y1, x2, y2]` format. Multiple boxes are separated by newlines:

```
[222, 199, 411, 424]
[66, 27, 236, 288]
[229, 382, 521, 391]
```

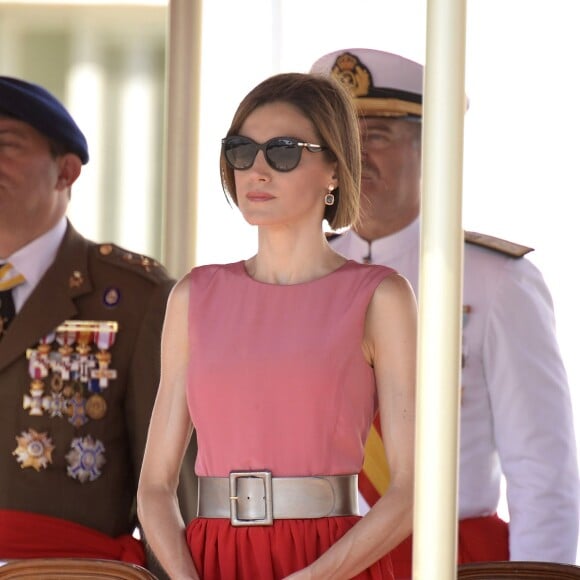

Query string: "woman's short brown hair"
[220, 72, 361, 230]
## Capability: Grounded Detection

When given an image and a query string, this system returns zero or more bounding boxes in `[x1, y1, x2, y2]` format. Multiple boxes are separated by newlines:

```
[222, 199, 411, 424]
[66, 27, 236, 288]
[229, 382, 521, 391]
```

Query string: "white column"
[162, 0, 203, 277]
[0, 12, 19, 74]
[66, 26, 105, 243]
[413, 0, 467, 577]
[116, 39, 157, 256]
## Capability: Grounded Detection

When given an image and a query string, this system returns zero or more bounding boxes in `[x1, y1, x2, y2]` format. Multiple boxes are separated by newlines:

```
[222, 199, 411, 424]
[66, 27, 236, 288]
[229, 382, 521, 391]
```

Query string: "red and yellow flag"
[359, 413, 390, 506]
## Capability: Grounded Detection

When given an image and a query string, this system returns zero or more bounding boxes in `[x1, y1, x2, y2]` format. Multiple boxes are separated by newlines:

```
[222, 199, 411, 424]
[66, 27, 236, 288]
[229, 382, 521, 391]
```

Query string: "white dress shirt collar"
[6, 217, 68, 311]
[343, 217, 420, 263]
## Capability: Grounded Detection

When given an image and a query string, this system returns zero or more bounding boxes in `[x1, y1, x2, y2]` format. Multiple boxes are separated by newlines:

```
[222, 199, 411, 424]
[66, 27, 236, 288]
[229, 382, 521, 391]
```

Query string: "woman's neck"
[247, 228, 345, 285]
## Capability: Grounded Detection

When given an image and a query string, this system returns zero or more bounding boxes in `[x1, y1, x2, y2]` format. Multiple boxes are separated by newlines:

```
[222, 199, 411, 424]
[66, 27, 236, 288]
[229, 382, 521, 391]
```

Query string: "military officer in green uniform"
[0, 76, 197, 573]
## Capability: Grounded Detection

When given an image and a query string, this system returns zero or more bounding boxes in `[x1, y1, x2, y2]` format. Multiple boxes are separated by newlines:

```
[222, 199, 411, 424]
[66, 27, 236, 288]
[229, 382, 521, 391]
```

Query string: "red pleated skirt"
[388, 514, 509, 579]
[186, 516, 394, 579]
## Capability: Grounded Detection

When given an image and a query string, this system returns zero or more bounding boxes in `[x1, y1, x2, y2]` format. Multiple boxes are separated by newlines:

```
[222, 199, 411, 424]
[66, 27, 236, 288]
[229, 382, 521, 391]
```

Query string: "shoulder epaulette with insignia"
[464, 231, 534, 258]
[93, 243, 171, 281]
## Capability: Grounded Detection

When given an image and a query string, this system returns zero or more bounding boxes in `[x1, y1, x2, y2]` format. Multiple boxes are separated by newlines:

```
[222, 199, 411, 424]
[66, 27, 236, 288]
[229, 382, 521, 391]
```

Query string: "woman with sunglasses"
[138, 72, 417, 580]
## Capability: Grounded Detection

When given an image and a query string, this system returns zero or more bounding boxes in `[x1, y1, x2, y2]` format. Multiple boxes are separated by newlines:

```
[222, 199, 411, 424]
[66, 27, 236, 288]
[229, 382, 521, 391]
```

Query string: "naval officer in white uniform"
[311, 48, 579, 577]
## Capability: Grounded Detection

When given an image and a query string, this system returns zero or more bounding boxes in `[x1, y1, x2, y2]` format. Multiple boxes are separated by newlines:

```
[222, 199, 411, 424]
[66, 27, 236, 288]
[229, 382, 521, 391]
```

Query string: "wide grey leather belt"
[197, 471, 359, 526]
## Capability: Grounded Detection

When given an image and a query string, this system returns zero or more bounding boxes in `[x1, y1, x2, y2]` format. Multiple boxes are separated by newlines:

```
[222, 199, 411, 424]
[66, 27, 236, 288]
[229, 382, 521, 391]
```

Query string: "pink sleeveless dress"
[185, 260, 395, 579]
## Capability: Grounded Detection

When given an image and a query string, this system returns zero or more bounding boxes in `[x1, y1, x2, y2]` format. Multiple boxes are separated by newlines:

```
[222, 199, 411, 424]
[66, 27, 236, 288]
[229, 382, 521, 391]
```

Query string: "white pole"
[413, 0, 467, 577]
[162, 0, 203, 278]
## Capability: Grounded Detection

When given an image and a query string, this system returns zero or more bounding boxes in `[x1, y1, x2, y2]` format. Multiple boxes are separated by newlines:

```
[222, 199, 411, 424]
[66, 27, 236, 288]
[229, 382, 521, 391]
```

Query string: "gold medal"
[85, 394, 107, 420]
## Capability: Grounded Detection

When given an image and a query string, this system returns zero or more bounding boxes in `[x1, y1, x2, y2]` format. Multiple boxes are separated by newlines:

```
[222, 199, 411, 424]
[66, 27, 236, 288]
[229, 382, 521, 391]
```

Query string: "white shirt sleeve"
[484, 256, 579, 563]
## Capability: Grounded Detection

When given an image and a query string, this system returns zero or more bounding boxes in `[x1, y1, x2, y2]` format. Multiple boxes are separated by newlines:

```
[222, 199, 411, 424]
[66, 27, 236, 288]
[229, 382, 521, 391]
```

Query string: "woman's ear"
[330, 163, 338, 189]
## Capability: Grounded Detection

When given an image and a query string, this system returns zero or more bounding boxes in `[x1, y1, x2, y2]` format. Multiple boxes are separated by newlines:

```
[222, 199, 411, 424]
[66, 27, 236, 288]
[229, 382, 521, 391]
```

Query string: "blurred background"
[1, 0, 578, 556]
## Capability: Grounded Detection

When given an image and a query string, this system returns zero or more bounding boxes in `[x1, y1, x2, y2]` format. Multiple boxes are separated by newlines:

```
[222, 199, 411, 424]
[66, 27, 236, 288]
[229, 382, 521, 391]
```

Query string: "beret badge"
[331, 52, 372, 97]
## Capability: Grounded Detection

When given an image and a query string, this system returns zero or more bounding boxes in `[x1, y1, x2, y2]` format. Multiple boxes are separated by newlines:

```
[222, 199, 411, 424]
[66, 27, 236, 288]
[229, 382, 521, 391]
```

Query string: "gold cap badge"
[331, 52, 372, 97]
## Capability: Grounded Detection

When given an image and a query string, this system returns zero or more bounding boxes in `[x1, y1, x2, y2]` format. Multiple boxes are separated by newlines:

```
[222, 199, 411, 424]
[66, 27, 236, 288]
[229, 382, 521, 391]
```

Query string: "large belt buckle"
[229, 470, 273, 526]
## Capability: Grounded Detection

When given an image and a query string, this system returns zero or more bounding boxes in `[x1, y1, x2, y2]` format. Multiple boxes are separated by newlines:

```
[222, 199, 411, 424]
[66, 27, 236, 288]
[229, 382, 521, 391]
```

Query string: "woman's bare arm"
[137, 275, 199, 579]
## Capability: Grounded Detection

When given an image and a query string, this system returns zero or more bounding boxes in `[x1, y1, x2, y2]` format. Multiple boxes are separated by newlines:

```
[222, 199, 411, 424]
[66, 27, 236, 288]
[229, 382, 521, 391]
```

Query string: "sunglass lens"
[266, 139, 301, 171]
[224, 137, 257, 170]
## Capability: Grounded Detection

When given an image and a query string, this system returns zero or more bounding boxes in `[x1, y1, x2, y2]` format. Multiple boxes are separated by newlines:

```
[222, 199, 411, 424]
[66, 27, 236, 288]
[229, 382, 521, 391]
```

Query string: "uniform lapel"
[0, 223, 93, 371]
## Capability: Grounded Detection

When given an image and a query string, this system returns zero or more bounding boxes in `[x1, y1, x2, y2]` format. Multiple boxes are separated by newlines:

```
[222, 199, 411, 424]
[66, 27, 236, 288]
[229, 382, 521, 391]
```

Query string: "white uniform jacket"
[330, 218, 579, 563]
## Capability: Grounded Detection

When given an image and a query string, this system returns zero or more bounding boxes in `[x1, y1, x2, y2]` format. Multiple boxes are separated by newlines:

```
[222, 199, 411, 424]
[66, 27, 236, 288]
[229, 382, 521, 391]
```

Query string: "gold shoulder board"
[464, 231, 534, 258]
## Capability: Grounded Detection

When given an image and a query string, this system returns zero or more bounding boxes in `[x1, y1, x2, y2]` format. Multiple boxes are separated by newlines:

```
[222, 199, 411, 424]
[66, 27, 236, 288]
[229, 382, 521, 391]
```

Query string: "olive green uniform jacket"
[0, 222, 197, 544]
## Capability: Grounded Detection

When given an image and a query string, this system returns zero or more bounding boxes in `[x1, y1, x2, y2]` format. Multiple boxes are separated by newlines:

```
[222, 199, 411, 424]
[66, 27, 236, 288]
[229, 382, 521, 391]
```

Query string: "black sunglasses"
[222, 135, 327, 172]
